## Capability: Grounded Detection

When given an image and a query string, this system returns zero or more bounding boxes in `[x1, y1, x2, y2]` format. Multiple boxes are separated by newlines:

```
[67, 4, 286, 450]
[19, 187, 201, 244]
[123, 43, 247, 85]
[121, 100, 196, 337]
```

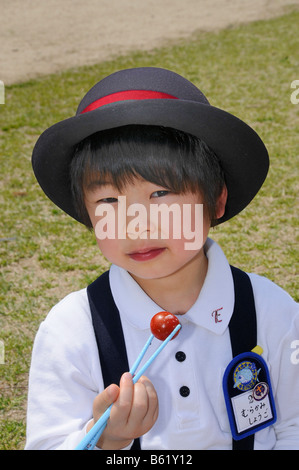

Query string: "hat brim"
[32, 98, 269, 224]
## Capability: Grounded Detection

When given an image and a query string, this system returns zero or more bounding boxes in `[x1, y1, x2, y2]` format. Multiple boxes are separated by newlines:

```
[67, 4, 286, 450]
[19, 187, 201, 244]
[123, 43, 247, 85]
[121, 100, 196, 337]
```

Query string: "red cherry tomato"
[150, 311, 181, 341]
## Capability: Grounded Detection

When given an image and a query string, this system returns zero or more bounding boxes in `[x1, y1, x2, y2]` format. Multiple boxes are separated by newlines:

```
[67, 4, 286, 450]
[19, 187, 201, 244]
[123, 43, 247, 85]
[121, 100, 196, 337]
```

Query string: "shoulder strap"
[88, 267, 257, 451]
[87, 270, 141, 450]
[229, 265, 257, 450]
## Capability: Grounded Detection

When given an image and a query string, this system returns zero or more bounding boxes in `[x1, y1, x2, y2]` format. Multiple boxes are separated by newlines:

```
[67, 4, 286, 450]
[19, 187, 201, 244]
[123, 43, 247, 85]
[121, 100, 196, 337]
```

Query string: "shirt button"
[175, 351, 186, 362]
[179, 386, 190, 397]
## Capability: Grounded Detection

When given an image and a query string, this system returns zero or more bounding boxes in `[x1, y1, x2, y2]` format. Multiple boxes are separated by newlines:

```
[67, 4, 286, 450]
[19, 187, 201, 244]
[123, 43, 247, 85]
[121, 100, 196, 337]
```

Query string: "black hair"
[70, 125, 225, 228]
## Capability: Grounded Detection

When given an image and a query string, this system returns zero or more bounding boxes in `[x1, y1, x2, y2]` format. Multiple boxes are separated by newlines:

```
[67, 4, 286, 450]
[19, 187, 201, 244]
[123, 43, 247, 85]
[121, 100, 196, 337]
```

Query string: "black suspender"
[88, 266, 257, 450]
[229, 266, 257, 450]
[88, 271, 141, 450]
[88, 271, 131, 390]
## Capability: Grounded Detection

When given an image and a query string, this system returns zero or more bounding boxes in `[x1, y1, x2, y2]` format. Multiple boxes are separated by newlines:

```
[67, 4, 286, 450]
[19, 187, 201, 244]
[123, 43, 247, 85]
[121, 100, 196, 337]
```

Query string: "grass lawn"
[0, 10, 298, 450]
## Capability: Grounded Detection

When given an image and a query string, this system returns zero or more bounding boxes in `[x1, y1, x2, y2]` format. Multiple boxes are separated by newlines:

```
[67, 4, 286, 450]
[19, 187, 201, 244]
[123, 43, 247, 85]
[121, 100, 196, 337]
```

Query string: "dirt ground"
[1, 0, 298, 85]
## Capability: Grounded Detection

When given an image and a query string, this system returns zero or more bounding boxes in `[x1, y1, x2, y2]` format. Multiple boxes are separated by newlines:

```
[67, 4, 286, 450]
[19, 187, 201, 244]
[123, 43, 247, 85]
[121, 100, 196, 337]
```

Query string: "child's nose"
[125, 203, 158, 240]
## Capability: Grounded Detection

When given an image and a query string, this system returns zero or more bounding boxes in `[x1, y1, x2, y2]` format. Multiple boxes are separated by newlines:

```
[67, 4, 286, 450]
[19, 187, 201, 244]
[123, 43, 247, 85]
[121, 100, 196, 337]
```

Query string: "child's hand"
[88, 372, 159, 450]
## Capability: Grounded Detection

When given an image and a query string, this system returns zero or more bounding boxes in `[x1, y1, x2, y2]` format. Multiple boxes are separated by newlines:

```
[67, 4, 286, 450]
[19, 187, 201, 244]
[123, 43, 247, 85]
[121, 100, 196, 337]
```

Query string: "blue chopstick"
[130, 333, 155, 376]
[75, 324, 181, 450]
[77, 334, 155, 450]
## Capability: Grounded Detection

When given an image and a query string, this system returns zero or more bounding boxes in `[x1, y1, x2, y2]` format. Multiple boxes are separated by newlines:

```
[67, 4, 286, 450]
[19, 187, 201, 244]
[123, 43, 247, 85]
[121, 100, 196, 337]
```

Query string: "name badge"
[223, 349, 276, 441]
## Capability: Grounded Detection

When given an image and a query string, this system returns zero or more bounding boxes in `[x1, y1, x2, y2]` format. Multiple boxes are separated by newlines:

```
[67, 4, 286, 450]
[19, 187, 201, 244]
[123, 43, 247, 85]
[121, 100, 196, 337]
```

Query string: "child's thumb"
[94, 383, 120, 417]
[106, 383, 120, 403]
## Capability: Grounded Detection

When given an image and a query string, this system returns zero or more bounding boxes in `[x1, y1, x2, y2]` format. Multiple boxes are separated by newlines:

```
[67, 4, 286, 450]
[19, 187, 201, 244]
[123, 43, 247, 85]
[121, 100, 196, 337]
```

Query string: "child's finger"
[111, 372, 134, 423]
[93, 383, 119, 421]
[138, 375, 159, 421]
[129, 376, 158, 428]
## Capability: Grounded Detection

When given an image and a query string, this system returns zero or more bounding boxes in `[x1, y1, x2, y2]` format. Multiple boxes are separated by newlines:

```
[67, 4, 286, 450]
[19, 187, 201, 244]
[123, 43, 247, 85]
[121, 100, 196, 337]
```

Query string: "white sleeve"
[272, 311, 299, 449]
[249, 274, 299, 450]
[25, 290, 104, 450]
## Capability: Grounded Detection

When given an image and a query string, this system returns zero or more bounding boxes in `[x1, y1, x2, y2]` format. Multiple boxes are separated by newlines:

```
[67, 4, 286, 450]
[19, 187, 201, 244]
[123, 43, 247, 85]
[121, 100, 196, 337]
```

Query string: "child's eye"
[97, 197, 118, 204]
[151, 190, 171, 198]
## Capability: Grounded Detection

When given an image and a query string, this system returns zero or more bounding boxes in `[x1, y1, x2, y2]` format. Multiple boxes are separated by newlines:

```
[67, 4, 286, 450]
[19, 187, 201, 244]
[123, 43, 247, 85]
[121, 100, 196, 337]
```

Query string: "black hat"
[32, 67, 269, 224]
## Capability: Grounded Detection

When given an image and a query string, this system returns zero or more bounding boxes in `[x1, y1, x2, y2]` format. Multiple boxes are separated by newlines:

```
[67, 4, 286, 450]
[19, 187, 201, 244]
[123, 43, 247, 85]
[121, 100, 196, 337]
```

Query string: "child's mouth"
[128, 247, 166, 262]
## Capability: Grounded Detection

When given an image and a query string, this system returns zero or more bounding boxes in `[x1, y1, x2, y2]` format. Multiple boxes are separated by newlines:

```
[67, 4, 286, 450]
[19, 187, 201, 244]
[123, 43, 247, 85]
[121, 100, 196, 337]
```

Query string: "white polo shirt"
[25, 238, 299, 450]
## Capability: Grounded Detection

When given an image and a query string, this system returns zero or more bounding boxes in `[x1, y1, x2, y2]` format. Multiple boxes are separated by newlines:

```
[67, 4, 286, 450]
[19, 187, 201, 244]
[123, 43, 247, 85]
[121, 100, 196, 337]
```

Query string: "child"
[26, 67, 298, 450]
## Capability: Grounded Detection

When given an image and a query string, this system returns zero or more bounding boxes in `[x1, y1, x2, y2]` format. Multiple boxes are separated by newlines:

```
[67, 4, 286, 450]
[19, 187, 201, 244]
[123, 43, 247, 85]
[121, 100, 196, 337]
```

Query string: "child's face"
[84, 176, 212, 282]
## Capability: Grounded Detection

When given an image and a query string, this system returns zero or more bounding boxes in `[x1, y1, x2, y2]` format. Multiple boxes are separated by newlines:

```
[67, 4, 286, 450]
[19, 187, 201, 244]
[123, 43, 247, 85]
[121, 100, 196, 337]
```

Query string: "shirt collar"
[109, 238, 235, 335]
[184, 238, 235, 334]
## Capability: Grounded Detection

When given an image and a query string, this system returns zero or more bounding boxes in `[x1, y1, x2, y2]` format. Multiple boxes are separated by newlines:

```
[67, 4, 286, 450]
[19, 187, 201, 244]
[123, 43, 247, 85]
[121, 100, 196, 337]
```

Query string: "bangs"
[70, 125, 225, 227]
[76, 125, 201, 194]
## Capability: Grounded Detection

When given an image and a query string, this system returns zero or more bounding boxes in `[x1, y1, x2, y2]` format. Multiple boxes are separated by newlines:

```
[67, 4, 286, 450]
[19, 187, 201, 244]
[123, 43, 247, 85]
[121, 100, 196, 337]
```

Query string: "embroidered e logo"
[212, 307, 223, 323]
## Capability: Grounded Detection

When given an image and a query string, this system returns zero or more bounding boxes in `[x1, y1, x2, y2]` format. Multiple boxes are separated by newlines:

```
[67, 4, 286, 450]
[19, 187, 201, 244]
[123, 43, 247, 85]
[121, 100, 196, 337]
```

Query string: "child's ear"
[215, 185, 228, 220]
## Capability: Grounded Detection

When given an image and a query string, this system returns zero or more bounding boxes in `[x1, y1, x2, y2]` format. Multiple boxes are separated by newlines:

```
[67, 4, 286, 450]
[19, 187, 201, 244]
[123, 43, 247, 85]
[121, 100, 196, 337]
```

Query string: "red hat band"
[80, 89, 178, 114]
